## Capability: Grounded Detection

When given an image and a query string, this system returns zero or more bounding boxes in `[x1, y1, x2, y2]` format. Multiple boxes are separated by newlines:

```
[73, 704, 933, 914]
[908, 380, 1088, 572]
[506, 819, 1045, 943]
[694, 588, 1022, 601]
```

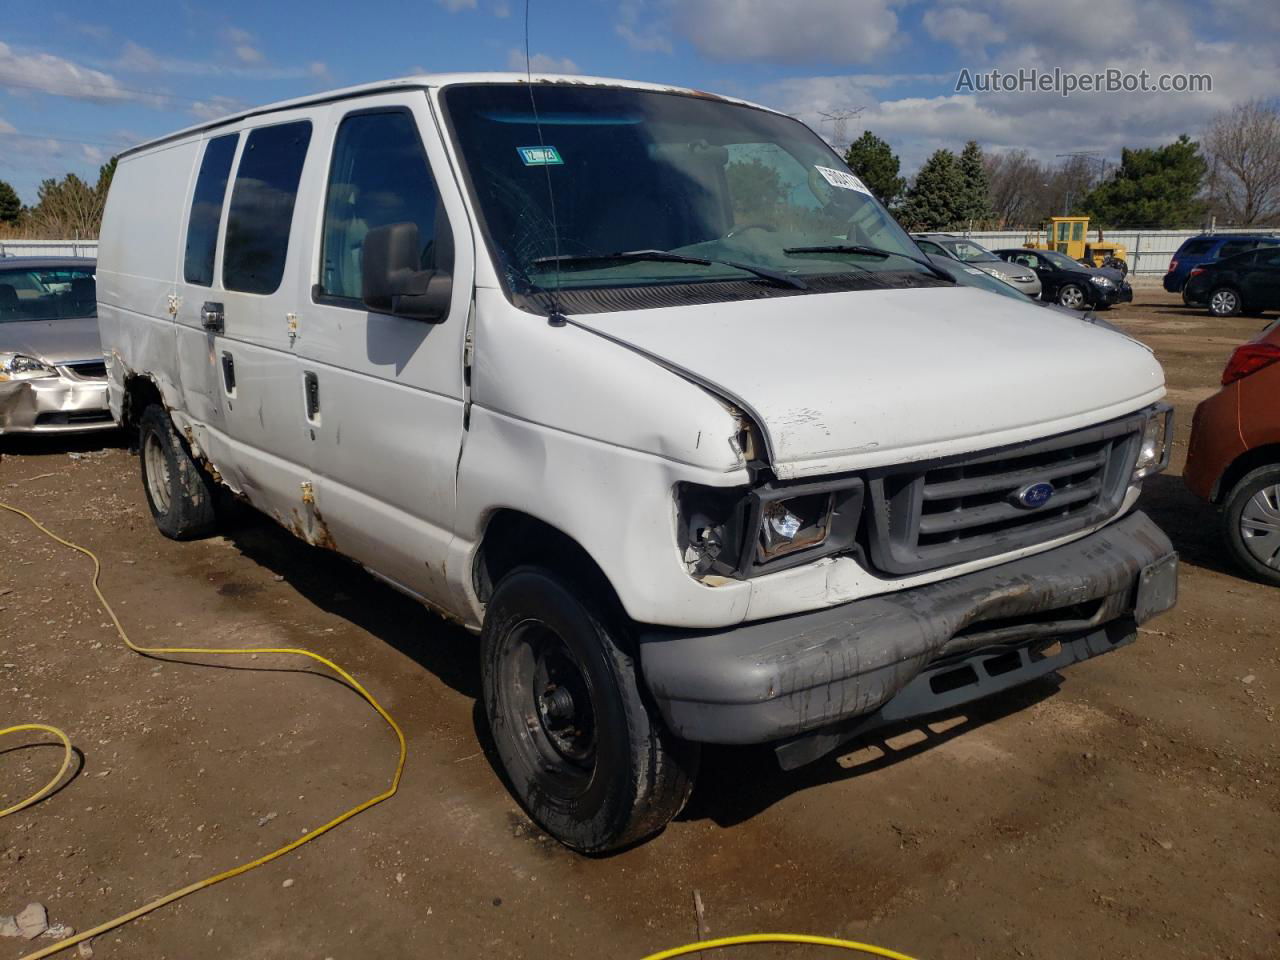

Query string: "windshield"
[442, 84, 934, 306]
[1040, 250, 1087, 271]
[928, 256, 1025, 302]
[0, 266, 96, 322]
[943, 239, 1001, 264]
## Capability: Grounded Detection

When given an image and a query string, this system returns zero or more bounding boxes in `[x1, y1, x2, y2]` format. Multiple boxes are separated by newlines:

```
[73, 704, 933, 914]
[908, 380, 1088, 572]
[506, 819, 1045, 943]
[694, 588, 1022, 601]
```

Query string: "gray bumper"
[639, 510, 1176, 753]
[0, 375, 114, 434]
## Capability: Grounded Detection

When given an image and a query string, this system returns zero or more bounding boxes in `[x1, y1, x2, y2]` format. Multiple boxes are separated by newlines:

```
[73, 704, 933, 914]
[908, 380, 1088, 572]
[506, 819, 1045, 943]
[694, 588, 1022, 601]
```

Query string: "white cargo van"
[97, 74, 1178, 852]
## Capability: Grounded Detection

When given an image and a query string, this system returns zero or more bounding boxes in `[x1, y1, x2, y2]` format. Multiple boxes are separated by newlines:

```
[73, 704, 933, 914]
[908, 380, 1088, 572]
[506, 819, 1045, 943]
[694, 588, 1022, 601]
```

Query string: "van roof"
[119, 72, 774, 159]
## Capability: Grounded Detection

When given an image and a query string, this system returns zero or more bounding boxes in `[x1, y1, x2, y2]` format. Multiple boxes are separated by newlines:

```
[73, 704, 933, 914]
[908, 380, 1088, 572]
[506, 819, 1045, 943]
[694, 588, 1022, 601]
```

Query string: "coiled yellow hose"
[1, 499, 916, 960]
[0, 500, 407, 960]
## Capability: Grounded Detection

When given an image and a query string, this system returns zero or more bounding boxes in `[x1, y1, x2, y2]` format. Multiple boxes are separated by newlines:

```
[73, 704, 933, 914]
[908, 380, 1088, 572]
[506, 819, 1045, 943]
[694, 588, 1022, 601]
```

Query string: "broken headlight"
[0, 353, 58, 382]
[1133, 404, 1173, 479]
[677, 478, 864, 578]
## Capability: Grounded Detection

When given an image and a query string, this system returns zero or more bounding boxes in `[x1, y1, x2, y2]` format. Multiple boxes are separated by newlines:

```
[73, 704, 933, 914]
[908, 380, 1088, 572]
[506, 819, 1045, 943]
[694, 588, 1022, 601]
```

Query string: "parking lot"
[1, 290, 1276, 960]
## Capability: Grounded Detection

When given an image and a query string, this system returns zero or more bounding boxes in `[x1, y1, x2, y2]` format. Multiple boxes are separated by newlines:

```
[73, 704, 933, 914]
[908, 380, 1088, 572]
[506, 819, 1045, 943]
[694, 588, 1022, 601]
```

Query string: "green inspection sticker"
[518, 145, 563, 166]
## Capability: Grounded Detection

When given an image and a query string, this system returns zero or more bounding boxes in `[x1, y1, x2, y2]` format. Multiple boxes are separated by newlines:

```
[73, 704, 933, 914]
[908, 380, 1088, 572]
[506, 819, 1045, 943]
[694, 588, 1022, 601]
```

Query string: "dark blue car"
[1165, 233, 1280, 300]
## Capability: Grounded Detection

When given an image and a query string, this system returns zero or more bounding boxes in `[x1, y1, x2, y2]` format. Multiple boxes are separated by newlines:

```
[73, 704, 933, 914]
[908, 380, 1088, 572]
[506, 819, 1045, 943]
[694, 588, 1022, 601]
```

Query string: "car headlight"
[1015, 273, 1035, 282]
[0, 353, 58, 382]
[1090, 275, 1114, 288]
[677, 479, 864, 578]
[1133, 405, 1173, 479]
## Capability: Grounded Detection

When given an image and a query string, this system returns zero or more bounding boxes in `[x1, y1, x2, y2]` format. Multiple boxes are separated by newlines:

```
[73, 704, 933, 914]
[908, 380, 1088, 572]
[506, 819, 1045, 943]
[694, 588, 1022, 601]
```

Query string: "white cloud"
[505, 49, 580, 74]
[0, 116, 15, 134]
[616, 0, 674, 54]
[221, 27, 255, 45]
[437, 0, 478, 9]
[676, 0, 903, 64]
[922, 7, 1005, 56]
[233, 44, 264, 65]
[189, 95, 243, 122]
[493, 0, 512, 17]
[0, 40, 139, 104]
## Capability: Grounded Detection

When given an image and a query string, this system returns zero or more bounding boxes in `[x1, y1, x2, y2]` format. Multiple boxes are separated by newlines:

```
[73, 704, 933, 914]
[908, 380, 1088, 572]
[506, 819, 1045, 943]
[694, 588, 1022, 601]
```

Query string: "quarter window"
[184, 134, 238, 286]
[223, 121, 312, 295]
[320, 110, 451, 304]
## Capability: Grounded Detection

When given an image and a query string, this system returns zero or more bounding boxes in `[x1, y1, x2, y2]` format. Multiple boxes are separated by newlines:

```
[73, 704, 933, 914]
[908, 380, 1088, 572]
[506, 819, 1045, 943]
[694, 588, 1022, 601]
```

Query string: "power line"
[0, 76, 212, 106]
[0, 130, 134, 150]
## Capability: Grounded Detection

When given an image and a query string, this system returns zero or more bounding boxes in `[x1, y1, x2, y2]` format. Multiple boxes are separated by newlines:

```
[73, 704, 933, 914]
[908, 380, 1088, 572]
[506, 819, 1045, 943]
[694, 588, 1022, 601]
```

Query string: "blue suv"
[1165, 233, 1280, 301]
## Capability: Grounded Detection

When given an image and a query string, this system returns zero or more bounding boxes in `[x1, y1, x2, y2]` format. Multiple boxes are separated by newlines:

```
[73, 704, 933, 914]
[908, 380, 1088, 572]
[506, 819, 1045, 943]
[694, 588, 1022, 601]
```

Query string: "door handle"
[220, 351, 236, 393]
[303, 371, 320, 420]
[201, 301, 225, 334]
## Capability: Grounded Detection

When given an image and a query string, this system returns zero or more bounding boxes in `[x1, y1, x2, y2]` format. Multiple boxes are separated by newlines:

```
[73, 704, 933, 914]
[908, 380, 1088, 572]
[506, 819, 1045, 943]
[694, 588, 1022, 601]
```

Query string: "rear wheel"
[138, 405, 217, 540]
[1057, 283, 1086, 309]
[1222, 465, 1280, 587]
[1209, 287, 1242, 317]
[481, 566, 698, 852]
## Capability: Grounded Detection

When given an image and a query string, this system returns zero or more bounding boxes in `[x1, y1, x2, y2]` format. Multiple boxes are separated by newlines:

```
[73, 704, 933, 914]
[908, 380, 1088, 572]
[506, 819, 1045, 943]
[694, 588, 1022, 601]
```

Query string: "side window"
[223, 121, 312, 295]
[1218, 239, 1256, 259]
[1179, 238, 1214, 256]
[320, 110, 452, 304]
[915, 239, 945, 257]
[184, 134, 238, 286]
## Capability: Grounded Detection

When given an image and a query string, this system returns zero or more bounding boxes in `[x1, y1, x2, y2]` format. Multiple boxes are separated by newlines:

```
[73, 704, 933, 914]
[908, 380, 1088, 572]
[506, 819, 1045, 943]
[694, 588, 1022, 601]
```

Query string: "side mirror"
[361, 222, 452, 322]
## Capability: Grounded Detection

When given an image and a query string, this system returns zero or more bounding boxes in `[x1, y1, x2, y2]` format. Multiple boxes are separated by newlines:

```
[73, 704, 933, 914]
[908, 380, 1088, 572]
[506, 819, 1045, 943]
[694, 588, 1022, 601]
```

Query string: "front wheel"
[1222, 465, 1280, 586]
[1209, 287, 1242, 317]
[1057, 283, 1087, 309]
[481, 567, 698, 853]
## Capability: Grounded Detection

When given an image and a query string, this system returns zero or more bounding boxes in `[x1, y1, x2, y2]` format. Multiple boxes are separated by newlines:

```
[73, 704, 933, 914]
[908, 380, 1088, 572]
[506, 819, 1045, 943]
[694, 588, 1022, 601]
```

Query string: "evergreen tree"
[898, 149, 965, 230]
[957, 140, 992, 225]
[843, 131, 906, 208]
[1078, 135, 1207, 227]
[0, 179, 21, 224]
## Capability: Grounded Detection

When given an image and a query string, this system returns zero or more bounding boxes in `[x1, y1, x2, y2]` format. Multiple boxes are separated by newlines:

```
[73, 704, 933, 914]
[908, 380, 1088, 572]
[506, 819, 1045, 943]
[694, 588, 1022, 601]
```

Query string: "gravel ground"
[1, 291, 1276, 960]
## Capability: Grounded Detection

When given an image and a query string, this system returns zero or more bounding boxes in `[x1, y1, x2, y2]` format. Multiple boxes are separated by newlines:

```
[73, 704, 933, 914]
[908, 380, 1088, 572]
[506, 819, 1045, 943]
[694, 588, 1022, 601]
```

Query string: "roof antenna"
[524, 0, 566, 327]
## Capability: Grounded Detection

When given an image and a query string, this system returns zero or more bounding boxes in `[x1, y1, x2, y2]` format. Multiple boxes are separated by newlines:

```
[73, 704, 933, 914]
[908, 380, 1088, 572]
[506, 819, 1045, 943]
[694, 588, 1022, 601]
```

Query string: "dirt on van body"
[1, 291, 1277, 960]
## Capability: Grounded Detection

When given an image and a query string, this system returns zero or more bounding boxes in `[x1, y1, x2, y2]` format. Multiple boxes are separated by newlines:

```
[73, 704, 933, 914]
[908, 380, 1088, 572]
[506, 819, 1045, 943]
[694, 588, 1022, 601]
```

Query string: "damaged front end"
[0, 356, 114, 435]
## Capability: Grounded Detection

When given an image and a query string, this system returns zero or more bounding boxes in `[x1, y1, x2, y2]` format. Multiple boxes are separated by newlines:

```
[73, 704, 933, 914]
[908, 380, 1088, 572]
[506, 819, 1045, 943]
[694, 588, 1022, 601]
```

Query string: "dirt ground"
[1, 290, 1277, 960]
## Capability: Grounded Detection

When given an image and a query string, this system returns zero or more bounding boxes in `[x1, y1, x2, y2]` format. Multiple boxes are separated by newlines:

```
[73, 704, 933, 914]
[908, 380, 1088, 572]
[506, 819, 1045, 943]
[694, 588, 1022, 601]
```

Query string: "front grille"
[62, 360, 107, 379]
[35, 410, 113, 425]
[865, 412, 1144, 575]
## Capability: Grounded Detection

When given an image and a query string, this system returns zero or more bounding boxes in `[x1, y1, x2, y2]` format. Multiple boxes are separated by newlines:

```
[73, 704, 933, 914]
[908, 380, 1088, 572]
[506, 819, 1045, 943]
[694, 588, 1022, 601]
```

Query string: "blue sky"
[2, 0, 1277, 205]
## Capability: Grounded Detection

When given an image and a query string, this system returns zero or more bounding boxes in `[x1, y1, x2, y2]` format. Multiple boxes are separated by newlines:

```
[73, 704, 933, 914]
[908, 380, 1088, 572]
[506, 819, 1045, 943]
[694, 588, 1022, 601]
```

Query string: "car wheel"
[481, 566, 698, 853]
[138, 404, 218, 540]
[1222, 465, 1280, 586]
[1209, 287, 1242, 317]
[1057, 283, 1087, 309]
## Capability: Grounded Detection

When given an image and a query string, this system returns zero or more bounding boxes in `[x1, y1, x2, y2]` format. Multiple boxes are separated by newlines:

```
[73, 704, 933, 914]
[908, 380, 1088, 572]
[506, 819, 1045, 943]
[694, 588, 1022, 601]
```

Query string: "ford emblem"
[1014, 481, 1055, 509]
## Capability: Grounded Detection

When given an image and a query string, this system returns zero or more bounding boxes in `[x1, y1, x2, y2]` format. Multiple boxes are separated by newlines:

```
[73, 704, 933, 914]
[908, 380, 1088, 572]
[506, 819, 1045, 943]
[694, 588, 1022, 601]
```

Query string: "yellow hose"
[641, 933, 917, 959]
[0, 500, 407, 960]
[1, 499, 916, 960]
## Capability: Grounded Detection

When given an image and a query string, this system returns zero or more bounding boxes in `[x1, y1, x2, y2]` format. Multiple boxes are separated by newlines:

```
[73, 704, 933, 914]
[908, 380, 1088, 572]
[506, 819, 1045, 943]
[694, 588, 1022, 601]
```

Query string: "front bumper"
[639, 511, 1176, 762]
[1096, 282, 1133, 306]
[0, 373, 114, 435]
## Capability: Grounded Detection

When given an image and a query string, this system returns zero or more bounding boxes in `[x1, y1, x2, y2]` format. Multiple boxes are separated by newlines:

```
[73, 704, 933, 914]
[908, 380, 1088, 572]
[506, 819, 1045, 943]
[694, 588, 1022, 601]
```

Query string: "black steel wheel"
[481, 566, 698, 852]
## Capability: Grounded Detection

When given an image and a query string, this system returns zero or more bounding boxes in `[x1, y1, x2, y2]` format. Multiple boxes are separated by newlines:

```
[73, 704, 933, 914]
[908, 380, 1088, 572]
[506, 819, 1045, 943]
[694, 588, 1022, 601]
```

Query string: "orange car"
[1185, 320, 1280, 584]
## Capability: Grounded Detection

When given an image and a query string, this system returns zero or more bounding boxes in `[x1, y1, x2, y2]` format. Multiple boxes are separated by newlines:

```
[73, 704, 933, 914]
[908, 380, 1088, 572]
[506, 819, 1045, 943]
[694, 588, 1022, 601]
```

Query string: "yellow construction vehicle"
[1025, 215, 1128, 275]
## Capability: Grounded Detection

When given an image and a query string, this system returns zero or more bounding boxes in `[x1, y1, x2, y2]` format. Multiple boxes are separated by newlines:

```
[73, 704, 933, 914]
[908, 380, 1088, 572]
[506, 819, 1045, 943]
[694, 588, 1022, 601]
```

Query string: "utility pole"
[818, 108, 864, 150]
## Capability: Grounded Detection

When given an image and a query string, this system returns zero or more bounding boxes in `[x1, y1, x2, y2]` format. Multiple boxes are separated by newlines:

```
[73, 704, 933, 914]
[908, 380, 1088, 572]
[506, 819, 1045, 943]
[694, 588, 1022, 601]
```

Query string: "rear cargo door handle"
[201, 301, 225, 334]
[303, 371, 320, 421]
[220, 351, 236, 395]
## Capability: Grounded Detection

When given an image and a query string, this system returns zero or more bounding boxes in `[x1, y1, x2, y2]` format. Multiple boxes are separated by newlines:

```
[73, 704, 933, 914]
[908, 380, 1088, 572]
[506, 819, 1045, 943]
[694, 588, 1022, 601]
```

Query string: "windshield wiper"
[783, 244, 954, 283]
[531, 249, 807, 290]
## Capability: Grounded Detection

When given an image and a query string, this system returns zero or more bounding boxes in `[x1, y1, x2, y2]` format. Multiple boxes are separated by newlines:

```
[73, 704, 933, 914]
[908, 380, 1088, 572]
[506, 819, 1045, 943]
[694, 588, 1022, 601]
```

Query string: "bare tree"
[1203, 99, 1280, 225]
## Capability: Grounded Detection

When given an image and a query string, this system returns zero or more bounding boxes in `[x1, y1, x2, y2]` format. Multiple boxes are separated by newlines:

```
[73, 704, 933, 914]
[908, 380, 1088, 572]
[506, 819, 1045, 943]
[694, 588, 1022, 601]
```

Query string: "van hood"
[568, 285, 1165, 480]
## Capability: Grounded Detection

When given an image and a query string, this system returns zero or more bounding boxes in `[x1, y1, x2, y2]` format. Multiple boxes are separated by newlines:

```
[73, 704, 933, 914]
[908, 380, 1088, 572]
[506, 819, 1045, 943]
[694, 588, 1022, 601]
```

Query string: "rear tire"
[481, 566, 698, 853]
[138, 405, 217, 540]
[1222, 465, 1280, 587]
[1209, 287, 1242, 317]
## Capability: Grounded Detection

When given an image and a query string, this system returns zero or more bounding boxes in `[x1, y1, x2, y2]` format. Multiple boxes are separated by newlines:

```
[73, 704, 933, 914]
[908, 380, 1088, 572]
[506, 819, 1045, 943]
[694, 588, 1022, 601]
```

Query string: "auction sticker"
[815, 165, 872, 195]
[518, 145, 564, 166]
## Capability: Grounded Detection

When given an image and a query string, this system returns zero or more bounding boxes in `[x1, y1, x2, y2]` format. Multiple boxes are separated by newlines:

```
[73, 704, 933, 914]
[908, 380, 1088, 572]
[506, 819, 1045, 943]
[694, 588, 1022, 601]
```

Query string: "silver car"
[914, 233, 1042, 299]
[0, 257, 114, 435]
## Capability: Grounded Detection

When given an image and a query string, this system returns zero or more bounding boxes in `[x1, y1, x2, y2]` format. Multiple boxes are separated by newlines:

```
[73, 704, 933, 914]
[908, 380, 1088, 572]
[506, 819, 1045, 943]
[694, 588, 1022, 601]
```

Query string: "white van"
[97, 73, 1177, 852]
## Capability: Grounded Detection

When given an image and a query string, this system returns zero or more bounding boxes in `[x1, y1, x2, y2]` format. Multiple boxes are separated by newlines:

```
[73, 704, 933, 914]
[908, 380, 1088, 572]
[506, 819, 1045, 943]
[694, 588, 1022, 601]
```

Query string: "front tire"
[1057, 283, 1087, 309]
[138, 405, 217, 540]
[1222, 465, 1280, 586]
[481, 567, 698, 853]
[1209, 287, 1242, 317]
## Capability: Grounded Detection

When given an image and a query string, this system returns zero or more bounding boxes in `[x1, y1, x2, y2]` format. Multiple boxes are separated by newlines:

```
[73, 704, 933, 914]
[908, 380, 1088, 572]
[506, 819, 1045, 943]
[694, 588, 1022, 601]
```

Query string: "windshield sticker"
[815, 165, 871, 195]
[518, 145, 563, 166]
